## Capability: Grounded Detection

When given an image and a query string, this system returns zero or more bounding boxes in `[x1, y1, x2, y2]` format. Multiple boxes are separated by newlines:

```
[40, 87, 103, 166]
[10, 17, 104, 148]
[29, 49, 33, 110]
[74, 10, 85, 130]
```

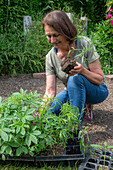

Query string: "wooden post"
[80, 17, 91, 35]
[23, 16, 32, 34]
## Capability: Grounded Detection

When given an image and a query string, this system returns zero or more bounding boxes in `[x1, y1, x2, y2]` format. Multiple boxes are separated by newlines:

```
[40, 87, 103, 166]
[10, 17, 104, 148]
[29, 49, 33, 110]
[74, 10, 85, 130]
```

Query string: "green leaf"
[32, 130, 41, 136]
[22, 106, 27, 112]
[12, 92, 20, 96]
[1, 145, 7, 153]
[22, 146, 28, 154]
[29, 151, 34, 157]
[26, 108, 35, 115]
[25, 135, 31, 146]
[3, 128, 12, 133]
[90, 144, 103, 148]
[16, 126, 20, 134]
[38, 134, 45, 139]
[16, 147, 23, 156]
[2, 154, 5, 160]
[107, 146, 113, 149]
[9, 142, 20, 147]
[10, 104, 17, 110]
[21, 127, 25, 135]
[25, 115, 34, 121]
[104, 141, 107, 147]
[78, 130, 82, 139]
[31, 125, 37, 131]
[20, 88, 24, 93]
[24, 125, 29, 128]
[30, 134, 37, 144]
[6, 146, 12, 155]
[1, 131, 8, 141]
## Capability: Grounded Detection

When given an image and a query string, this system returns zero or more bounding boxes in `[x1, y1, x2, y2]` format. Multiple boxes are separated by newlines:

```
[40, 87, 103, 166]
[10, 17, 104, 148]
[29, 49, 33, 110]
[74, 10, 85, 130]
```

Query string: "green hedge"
[0, 20, 52, 75]
[89, 19, 113, 75]
[0, 0, 112, 75]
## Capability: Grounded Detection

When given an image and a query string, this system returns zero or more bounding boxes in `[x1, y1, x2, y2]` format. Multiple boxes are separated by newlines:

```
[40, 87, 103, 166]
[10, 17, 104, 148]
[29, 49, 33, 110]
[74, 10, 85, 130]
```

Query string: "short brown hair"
[41, 10, 77, 43]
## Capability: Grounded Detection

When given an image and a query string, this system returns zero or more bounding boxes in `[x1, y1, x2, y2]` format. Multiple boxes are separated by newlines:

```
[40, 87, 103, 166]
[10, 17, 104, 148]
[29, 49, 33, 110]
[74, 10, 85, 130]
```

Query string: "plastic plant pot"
[78, 147, 113, 170]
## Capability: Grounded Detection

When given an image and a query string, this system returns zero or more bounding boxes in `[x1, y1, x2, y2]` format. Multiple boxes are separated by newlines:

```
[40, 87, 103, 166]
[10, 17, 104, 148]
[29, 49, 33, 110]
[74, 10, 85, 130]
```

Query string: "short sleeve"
[46, 51, 56, 76]
[83, 37, 100, 65]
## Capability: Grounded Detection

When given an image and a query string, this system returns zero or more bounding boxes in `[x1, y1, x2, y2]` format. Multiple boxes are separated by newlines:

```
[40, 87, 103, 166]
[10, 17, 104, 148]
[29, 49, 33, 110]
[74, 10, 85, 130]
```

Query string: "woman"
[41, 10, 109, 122]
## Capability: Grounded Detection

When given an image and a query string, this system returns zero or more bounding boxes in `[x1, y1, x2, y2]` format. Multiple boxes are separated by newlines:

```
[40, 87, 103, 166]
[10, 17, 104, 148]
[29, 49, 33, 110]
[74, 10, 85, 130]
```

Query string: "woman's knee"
[67, 74, 85, 89]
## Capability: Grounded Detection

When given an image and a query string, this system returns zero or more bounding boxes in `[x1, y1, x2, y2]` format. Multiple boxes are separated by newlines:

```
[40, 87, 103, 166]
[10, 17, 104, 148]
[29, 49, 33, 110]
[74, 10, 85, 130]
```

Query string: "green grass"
[0, 163, 78, 170]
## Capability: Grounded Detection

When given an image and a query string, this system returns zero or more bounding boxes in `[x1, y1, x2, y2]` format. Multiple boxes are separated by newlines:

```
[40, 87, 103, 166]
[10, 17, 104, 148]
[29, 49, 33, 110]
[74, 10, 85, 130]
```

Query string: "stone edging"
[105, 75, 113, 81]
[33, 73, 113, 81]
[33, 73, 46, 78]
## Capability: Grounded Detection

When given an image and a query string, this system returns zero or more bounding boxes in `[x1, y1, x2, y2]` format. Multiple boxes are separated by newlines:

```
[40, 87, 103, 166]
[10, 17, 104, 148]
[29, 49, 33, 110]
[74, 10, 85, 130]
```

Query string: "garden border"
[33, 73, 113, 82]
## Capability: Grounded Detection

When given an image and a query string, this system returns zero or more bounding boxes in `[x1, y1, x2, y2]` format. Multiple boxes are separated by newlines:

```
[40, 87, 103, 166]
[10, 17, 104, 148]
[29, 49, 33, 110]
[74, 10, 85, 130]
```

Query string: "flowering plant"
[106, 8, 113, 25]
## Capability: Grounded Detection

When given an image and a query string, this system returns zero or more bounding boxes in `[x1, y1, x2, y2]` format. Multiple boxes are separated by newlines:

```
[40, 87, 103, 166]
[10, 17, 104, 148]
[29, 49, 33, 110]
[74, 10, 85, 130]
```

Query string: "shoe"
[83, 104, 93, 120]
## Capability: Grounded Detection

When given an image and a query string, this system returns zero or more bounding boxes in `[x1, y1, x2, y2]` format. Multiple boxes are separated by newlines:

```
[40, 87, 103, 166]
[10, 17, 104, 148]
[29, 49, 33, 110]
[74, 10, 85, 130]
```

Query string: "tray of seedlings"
[0, 89, 85, 167]
[78, 147, 113, 170]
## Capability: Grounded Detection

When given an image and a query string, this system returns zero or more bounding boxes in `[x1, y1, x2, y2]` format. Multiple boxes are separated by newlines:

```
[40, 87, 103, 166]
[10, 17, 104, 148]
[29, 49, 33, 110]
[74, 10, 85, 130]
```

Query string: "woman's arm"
[69, 59, 104, 85]
[39, 75, 56, 113]
[44, 74, 56, 98]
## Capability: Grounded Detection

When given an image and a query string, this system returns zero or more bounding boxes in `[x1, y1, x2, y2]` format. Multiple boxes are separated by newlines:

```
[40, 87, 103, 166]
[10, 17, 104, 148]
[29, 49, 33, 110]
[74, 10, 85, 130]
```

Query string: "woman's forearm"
[81, 67, 104, 85]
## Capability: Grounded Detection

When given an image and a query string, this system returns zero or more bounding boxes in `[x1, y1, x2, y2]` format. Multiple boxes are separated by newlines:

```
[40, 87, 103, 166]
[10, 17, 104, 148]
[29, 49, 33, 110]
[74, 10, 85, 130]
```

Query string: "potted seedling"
[61, 49, 77, 74]
[61, 36, 96, 74]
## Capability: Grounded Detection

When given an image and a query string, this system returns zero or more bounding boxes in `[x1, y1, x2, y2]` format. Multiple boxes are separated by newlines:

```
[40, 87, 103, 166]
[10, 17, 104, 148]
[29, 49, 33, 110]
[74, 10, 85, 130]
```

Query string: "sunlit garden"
[0, 0, 113, 169]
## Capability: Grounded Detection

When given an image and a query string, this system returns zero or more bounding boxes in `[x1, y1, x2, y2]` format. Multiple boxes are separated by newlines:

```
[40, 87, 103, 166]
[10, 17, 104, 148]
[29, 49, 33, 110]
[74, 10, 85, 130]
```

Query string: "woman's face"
[44, 24, 69, 49]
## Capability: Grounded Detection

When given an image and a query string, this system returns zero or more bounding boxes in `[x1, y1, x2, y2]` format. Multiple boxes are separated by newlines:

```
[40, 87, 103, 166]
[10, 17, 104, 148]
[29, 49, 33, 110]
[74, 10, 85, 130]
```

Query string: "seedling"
[90, 142, 113, 169]
[0, 88, 84, 160]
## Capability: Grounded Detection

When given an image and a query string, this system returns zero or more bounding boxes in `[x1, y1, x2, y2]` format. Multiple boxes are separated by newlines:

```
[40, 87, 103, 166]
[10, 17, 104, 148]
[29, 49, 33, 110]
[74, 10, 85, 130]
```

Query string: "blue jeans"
[48, 74, 109, 118]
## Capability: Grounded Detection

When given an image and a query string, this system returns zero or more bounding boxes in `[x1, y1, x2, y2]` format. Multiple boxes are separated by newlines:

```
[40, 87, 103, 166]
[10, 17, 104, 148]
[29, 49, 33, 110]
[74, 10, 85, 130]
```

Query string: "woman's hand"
[68, 59, 104, 85]
[68, 62, 84, 76]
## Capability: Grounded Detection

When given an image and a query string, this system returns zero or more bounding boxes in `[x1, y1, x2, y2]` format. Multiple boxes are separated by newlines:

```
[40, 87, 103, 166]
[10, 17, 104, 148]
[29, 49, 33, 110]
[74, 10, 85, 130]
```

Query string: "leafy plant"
[89, 18, 113, 74]
[105, 0, 113, 12]
[0, 89, 83, 160]
[0, 18, 52, 76]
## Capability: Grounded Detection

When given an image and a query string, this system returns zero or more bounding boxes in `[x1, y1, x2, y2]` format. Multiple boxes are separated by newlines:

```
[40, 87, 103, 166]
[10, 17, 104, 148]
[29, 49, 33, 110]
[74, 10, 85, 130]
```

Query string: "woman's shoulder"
[76, 35, 92, 49]
[46, 47, 56, 58]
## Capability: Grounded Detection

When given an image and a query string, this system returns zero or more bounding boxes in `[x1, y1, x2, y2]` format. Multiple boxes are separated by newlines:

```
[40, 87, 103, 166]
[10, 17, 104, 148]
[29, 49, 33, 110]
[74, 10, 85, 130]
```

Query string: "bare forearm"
[69, 60, 104, 86]
[41, 74, 56, 109]
[81, 67, 104, 85]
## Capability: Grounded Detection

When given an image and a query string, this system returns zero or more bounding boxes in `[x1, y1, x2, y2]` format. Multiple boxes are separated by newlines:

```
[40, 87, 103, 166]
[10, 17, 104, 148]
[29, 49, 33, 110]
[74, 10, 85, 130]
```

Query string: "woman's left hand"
[68, 62, 84, 76]
[68, 59, 104, 85]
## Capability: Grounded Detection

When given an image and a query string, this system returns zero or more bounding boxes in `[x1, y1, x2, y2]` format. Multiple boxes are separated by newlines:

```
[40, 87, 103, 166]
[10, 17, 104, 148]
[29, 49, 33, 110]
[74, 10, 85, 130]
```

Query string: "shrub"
[89, 17, 113, 74]
[0, 19, 52, 76]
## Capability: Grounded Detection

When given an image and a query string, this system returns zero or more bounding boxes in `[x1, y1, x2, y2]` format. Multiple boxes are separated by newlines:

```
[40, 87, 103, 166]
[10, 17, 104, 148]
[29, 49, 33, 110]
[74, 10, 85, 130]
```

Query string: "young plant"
[0, 89, 84, 160]
[90, 142, 113, 168]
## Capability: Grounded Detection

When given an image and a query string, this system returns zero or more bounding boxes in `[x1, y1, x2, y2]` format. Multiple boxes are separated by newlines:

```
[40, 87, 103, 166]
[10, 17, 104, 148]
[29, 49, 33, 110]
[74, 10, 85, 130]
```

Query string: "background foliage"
[0, 0, 112, 75]
[89, 19, 113, 75]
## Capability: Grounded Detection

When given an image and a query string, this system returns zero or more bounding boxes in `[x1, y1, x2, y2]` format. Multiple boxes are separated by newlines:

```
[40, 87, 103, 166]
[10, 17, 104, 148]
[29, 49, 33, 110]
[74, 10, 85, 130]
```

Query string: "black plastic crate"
[78, 147, 113, 170]
[0, 132, 84, 167]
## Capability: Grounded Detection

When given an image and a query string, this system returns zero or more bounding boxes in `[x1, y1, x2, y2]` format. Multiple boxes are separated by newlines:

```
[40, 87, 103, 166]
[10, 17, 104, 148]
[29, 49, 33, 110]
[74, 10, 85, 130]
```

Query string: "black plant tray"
[0, 133, 84, 167]
[78, 147, 113, 170]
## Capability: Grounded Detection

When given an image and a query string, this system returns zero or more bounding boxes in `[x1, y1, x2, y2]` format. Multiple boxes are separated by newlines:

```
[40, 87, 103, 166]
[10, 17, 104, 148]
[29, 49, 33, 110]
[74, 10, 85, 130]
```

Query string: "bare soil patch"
[0, 73, 113, 148]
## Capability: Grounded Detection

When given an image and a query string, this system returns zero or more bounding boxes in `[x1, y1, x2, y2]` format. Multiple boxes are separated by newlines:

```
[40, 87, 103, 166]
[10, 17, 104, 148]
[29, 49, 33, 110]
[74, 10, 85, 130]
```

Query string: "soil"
[61, 57, 77, 74]
[0, 73, 113, 148]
